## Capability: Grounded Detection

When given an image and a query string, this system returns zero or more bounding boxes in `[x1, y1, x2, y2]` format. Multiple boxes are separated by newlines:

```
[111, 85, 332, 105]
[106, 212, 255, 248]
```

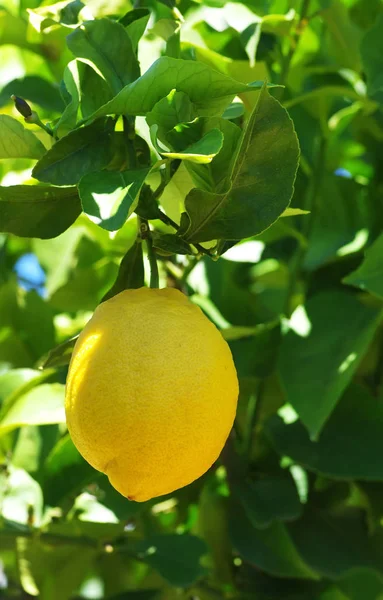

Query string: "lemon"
[65, 287, 238, 502]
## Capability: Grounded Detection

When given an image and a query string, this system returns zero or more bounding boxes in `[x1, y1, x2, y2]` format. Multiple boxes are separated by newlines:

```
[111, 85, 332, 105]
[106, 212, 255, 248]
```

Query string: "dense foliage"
[1, 0, 383, 598]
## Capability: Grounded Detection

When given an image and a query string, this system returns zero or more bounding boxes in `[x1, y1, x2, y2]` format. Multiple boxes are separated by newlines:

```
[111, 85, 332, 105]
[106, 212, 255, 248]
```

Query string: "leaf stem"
[139, 217, 159, 288]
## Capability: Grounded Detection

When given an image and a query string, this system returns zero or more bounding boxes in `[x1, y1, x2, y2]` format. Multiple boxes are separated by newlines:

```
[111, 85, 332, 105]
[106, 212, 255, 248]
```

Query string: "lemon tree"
[1, 0, 383, 599]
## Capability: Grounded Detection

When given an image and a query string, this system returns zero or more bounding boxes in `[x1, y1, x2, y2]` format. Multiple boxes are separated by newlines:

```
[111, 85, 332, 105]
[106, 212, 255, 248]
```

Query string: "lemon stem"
[139, 217, 159, 288]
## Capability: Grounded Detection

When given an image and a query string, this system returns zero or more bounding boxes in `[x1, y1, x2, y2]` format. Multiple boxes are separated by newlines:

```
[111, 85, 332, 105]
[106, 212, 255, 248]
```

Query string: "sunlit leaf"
[0, 115, 46, 159]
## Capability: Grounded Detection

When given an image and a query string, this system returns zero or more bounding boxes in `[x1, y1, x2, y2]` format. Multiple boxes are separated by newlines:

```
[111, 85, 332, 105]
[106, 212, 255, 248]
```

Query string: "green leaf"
[79, 168, 149, 231]
[229, 503, 318, 579]
[42, 435, 96, 506]
[155, 127, 224, 164]
[343, 233, 383, 299]
[266, 384, 383, 481]
[32, 118, 113, 185]
[360, 14, 383, 101]
[183, 85, 300, 242]
[82, 57, 254, 124]
[0, 185, 81, 238]
[77, 62, 114, 119]
[288, 508, 383, 579]
[0, 115, 46, 159]
[278, 291, 382, 440]
[38, 336, 78, 370]
[50, 260, 118, 311]
[185, 117, 242, 193]
[0, 369, 40, 406]
[0, 76, 65, 113]
[120, 8, 150, 52]
[0, 383, 65, 436]
[134, 534, 207, 587]
[67, 18, 140, 95]
[152, 232, 193, 255]
[232, 472, 302, 530]
[146, 89, 197, 143]
[135, 185, 163, 221]
[54, 60, 82, 136]
[102, 239, 144, 301]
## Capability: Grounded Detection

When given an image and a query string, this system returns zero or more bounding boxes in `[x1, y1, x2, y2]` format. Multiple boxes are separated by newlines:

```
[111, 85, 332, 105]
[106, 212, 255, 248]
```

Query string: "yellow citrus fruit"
[65, 287, 238, 502]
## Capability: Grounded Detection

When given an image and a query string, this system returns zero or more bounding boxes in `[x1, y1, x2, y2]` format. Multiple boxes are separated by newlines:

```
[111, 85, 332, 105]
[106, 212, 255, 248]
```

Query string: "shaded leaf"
[0, 76, 65, 113]
[278, 291, 382, 440]
[360, 14, 383, 101]
[32, 118, 113, 185]
[266, 384, 383, 481]
[134, 534, 207, 587]
[343, 233, 383, 299]
[183, 85, 300, 242]
[67, 18, 140, 94]
[229, 502, 318, 579]
[42, 435, 96, 506]
[0, 115, 46, 159]
[0, 185, 81, 238]
[185, 117, 242, 193]
[120, 8, 150, 52]
[38, 336, 78, 369]
[102, 239, 144, 301]
[288, 508, 383, 579]
[156, 128, 224, 164]
[152, 232, 192, 255]
[146, 89, 197, 143]
[79, 168, 149, 231]
[232, 472, 302, 530]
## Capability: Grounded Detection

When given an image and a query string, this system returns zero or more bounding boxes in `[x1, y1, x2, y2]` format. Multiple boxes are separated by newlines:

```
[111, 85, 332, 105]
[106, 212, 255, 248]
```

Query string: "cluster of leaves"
[1, 0, 383, 598]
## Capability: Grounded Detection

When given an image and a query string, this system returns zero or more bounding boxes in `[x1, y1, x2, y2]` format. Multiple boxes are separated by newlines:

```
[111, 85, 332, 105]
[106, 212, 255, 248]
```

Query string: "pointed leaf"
[183, 85, 300, 242]
[0, 185, 81, 238]
[266, 385, 383, 481]
[185, 117, 242, 193]
[0, 115, 46, 159]
[134, 534, 207, 587]
[343, 233, 383, 300]
[120, 8, 150, 52]
[67, 18, 140, 94]
[82, 57, 255, 124]
[158, 128, 224, 164]
[152, 232, 192, 255]
[146, 89, 197, 143]
[229, 503, 318, 579]
[102, 239, 144, 301]
[278, 291, 382, 440]
[32, 119, 113, 185]
[54, 60, 82, 136]
[79, 168, 149, 231]
[38, 336, 78, 370]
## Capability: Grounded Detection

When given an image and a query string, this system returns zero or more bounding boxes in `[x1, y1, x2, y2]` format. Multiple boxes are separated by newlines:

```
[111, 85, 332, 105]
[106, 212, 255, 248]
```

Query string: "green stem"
[284, 136, 327, 316]
[139, 217, 159, 288]
[244, 378, 265, 461]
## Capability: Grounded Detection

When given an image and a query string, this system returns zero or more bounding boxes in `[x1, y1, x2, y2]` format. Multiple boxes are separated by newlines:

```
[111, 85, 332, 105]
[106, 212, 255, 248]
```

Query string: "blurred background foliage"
[1, 0, 383, 598]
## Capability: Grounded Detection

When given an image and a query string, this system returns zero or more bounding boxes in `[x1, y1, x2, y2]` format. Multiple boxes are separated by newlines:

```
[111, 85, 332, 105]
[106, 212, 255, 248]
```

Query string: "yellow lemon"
[65, 287, 238, 502]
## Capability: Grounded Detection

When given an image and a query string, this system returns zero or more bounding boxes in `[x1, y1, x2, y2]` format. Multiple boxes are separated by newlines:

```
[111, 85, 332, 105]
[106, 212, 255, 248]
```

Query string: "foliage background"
[1, 0, 383, 598]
